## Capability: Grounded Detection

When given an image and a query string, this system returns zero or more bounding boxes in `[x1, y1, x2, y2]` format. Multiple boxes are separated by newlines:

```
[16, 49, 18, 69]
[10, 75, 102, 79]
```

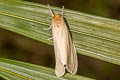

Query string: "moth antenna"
[48, 4, 55, 17]
[62, 6, 64, 17]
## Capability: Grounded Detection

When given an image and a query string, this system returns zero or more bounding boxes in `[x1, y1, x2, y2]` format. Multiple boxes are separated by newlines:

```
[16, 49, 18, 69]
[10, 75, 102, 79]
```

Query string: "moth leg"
[44, 25, 53, 30]
[47, 37, 53, 40]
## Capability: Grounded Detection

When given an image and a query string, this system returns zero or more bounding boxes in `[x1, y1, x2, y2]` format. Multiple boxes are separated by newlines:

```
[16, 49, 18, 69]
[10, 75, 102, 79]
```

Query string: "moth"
[46, 5, 78, 77]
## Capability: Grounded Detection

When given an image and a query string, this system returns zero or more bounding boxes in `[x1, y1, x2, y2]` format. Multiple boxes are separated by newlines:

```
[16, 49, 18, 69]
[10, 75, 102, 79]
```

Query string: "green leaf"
[0, 58, 95, 80]
[0, 0, 120, 65]
[0, 0, 120, 79]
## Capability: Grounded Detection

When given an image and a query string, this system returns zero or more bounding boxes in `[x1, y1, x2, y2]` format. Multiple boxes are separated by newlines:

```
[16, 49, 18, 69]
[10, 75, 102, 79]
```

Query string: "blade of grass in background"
[0, 58, 95, 80]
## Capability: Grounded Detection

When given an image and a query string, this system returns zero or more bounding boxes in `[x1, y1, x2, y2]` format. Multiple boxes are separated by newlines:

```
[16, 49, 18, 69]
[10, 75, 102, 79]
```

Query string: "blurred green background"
[0, 0, 120, 80]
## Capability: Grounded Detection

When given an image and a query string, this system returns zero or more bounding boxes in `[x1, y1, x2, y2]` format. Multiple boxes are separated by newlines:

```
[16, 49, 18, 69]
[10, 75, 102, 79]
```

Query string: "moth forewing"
[48, 5, 78, 77]
[66, 38, 78, 74]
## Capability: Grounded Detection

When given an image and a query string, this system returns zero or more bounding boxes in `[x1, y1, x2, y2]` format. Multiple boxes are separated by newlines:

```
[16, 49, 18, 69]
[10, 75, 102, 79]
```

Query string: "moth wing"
[62, 22, 78, 74]
[66, 36, 78, 74]
[53, 23, 78, 75]
[55, 53, 65, 77]
[53, 25, 65, 77]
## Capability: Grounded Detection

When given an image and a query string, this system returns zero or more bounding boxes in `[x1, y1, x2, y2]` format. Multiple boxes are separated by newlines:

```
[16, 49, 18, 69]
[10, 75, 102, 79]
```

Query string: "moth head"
[53, 14, 62, 21]
[48, 4, 64, 17]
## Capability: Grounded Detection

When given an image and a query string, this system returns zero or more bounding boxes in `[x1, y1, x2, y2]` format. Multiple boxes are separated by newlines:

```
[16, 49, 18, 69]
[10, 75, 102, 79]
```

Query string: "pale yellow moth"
[47, 5, 78, 77]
